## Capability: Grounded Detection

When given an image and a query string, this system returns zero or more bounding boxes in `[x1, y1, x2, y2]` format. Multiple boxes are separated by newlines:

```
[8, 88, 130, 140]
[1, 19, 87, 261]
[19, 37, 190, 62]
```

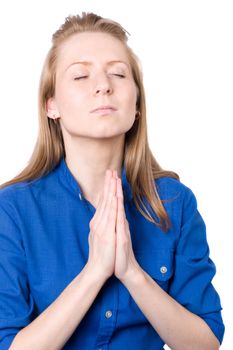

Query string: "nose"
[94, 75, 113, 95]
[95, 87, 112, 95]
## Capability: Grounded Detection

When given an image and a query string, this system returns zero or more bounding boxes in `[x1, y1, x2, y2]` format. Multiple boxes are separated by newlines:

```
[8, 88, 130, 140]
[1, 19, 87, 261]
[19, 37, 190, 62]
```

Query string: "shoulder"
[0, 172, 58, 231]
[0, 169, 57, 207]
[155, 176, 195, 202]
[0, 181, 29, 205]
[154, 176, 199, 224]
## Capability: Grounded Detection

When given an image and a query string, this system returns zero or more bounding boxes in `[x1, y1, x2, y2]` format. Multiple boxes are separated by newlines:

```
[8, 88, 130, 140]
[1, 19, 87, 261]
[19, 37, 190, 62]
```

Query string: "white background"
[0, 0, 232, 348]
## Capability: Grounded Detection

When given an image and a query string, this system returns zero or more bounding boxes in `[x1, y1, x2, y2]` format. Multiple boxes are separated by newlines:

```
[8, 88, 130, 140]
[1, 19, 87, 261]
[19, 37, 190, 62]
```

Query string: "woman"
[0, 12, 224, 350]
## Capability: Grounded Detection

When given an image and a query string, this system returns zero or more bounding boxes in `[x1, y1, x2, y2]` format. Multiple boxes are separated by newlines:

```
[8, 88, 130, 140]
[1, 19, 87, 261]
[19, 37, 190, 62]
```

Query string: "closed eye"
[74, 74, 125, 80]
[74, 76, 88, 80]
[112, 74, 125, 78]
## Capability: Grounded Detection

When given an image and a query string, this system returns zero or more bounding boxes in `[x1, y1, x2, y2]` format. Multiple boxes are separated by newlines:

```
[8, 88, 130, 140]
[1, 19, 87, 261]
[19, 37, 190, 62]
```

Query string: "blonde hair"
[0, 12, 180, 232]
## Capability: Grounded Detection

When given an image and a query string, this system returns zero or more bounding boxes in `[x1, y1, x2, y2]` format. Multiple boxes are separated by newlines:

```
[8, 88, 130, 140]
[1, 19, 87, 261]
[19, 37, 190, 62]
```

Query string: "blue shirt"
[0, 157, 225, 349]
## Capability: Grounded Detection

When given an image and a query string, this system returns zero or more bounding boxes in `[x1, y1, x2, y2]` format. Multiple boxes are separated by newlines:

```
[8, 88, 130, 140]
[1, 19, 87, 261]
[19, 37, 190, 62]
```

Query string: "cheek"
[55, 86, 85, 115]
[124, 88, 137, 114]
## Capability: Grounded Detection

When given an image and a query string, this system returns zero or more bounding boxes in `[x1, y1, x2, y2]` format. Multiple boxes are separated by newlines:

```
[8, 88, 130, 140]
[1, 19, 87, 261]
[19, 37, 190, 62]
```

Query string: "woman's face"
[48, 32, 138, 140]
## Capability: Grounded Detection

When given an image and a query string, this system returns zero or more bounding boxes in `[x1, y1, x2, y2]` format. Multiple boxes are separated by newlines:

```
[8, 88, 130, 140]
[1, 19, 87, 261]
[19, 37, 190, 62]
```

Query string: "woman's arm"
[10, 264, 106, 350]
[121, 267, 220, 350]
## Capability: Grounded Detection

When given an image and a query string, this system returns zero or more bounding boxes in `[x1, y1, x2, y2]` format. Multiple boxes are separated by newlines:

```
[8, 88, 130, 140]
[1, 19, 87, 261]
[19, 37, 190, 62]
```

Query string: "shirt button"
[160, 266, 167, 274]
[105, 310, 112, 318]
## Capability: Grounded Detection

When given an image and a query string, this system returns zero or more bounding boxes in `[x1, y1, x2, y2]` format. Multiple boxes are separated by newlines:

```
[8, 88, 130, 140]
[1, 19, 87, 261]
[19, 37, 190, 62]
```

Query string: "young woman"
[0, 12, 224, 350]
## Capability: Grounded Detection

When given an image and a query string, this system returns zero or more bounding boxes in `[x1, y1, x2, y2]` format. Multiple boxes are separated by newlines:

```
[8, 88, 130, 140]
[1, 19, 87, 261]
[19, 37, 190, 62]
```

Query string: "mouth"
[90, 105, 117, 113]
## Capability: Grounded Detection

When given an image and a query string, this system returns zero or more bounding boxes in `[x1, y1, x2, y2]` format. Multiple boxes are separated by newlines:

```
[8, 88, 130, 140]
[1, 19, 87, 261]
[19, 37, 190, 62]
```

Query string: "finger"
[94, 172, 116, 230]
[116, 178, 126, 227]
[113, 170, 118, 179]
[117, 177, 125, 218]
[102, 173, 117, 220]
[101, 176, 117, 228]
[116, 177, 124, 201]
[97, 169, 112, 214]
[106, 193, 117, 233]
[91, 169, 112, 228]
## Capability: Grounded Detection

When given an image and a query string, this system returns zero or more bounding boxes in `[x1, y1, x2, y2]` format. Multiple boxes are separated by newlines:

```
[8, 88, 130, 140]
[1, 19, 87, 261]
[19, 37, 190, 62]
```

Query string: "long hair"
[0, 12, 180, 232]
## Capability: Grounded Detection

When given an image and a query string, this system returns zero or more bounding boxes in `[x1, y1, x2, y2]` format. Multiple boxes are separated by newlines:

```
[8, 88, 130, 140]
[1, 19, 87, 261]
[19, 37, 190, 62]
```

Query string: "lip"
[91, 105, 117, 113]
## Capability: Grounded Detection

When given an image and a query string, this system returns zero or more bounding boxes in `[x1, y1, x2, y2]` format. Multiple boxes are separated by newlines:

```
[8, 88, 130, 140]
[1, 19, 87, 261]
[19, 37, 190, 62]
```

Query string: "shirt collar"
[57, 157, 133, 202]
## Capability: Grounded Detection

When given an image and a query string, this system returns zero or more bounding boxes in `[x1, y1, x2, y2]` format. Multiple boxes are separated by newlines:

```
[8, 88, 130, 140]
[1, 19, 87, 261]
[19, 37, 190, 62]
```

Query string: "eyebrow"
[65, 60, 130, 72]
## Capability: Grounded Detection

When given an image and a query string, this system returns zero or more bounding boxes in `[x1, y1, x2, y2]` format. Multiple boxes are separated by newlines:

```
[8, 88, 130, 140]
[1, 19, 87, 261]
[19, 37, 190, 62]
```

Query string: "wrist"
[83, 262, 109, 284]
[119, 263, 145, 286]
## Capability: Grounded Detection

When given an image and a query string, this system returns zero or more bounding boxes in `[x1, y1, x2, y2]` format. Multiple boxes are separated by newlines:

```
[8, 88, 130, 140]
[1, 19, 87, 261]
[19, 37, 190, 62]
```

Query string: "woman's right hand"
[86, 169, 117, 281]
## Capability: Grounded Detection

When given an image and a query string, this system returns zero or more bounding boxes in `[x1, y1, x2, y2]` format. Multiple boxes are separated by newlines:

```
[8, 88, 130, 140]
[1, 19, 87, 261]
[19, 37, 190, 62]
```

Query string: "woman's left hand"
[113, 171, 140, 282]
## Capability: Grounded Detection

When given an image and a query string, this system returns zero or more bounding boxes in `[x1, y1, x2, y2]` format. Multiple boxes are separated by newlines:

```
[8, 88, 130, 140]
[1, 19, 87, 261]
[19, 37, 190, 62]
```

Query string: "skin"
[47, 31, 138, 209]
[47, 31, 140, 280]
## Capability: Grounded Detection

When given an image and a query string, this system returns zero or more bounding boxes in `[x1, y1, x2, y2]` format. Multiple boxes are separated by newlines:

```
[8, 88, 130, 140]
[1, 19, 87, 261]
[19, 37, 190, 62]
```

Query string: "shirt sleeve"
[0, 200, 36, 349]
[168, 185, 225, 345]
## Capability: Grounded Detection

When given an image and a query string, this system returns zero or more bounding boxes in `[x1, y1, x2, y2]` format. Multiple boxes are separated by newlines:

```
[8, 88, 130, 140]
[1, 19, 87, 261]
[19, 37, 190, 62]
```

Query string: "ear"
[46, 97, 60, 120]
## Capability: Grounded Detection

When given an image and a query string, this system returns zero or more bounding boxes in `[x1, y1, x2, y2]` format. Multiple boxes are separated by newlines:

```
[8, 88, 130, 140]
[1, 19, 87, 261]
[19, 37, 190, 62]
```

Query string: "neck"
[64, 134, 125, 206]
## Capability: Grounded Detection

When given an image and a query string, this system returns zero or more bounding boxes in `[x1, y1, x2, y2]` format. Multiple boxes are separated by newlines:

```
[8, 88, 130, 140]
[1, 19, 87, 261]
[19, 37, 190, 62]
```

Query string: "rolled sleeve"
[0, 201, 36, 349]
[168, 187, 225, 344]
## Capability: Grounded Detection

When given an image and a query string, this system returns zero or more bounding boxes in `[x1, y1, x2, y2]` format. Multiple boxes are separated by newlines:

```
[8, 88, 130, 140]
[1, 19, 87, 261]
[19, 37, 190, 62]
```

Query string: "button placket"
[95, 277, 118, 348]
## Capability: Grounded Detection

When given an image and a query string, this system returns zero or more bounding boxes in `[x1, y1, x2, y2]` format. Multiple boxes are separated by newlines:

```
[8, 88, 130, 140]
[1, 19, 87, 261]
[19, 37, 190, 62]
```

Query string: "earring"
[135, 110, 141, 120]
[47, 113, 58, 120]
[53, 114, 59, 123]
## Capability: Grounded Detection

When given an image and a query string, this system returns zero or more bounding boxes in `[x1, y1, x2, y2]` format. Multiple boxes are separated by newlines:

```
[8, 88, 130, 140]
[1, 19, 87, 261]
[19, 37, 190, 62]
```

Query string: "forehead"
[57, 32, 130, 70]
